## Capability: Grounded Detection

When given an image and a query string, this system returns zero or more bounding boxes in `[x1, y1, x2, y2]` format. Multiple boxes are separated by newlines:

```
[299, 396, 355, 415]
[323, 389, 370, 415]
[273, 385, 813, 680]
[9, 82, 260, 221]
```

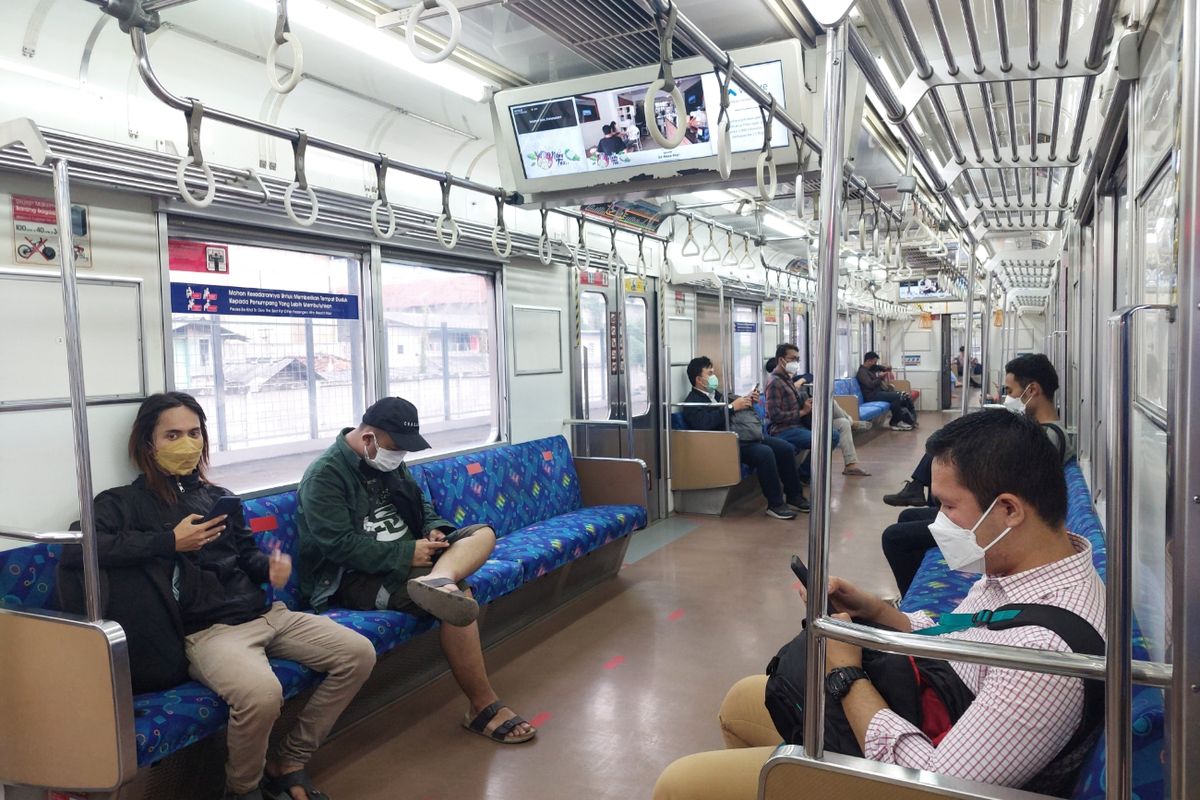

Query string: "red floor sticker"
[603, 656, 625, 670]
[668, 608, 685, 621]
[792, 580, 803, 591]
[528, 712, 552, 728]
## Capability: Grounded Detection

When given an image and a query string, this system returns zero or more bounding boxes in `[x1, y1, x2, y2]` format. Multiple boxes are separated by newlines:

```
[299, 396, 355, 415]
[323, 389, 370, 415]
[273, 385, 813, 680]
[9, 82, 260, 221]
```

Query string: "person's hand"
[427, 529, 448, 543]
[825, 613, 863, 671]
[412, 539, 450, 567]
[802, 397, 813, 414]
[750, 388, 762, 403]
[174, 514, 225, 552]
[268, 544, 292, 589]
[732, 395, 753, 412]
[796, 575, 879, 618]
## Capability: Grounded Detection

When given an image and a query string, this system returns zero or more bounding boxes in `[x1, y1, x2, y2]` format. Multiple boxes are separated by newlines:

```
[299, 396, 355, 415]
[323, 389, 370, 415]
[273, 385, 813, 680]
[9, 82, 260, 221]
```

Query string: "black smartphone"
[790, 554, 809, 588]
[199, 495, 240, 525]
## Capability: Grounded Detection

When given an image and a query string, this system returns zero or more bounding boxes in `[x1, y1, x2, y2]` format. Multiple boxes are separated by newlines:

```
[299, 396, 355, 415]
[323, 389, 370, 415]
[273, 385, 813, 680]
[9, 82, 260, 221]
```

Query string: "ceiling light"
[763, 215, 806, 238]
[243, 0, 492, 101]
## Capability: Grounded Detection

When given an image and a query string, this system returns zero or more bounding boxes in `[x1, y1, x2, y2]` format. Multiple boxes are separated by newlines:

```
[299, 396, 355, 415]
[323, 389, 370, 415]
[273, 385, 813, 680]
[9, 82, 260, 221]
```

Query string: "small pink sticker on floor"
[792, 580, 803, 591]
[528, 712, 552, 728]
[603, 655, 625, 670]
[668, 608, 685, 621]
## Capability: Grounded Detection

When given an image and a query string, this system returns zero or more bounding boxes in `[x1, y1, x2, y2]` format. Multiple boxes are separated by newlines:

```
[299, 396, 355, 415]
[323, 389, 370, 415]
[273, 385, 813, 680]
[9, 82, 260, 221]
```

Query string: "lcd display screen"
[508, 60, 788, 179]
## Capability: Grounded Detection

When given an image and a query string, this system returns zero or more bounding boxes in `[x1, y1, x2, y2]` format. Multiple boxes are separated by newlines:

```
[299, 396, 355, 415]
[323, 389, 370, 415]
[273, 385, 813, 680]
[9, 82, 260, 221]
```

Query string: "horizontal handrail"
[0, 527, 83, 544]
[669, 401, 734, 408]
[562, 419, 632, 429]
[812, 616, 1173, 688]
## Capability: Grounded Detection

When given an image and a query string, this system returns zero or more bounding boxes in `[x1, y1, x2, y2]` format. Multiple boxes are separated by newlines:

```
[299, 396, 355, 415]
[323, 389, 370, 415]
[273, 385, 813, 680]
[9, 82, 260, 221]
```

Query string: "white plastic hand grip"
[436, 213, 460, 248]
[715, 115, 732, 179]
[267, 33, 304, 94]
[371, 199, 396, 239]
[407, 0, 462, 64]
[491, 225, 512, 259]
[537, 235, 554, 266]
[284, 182, 318, 226]
[176, 158, 216, 208]
[643, 79, 688, 150]
[756, 151, 777, 202]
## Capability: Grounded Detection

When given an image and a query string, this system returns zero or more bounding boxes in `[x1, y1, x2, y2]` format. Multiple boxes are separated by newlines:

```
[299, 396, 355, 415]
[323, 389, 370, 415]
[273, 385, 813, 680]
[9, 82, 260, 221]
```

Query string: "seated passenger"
[597, 124, 627, 156]
[682, 356, 808, 517]
[653, 410, 1103, 799]
[60, 392, 375, 800]
[953, 346, 982, 388]
[857, 351, 918, 430]
[765, 344, 870, 477]
[297, 397, 537, 744]
[881, 353, 1073, 595]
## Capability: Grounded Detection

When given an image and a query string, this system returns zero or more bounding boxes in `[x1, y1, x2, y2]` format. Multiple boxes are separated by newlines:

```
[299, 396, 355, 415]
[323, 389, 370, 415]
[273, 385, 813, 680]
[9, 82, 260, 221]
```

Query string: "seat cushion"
[420, 436, 582, 537]
[0, 542, 61, 610]
[322, 607, 436, 654]
[465, 557, 524, 605]
[858, 401, 892, 421]
[242, 491, 303, 610]
[671, 411, 687, 430]
[490, 505, 645, 580]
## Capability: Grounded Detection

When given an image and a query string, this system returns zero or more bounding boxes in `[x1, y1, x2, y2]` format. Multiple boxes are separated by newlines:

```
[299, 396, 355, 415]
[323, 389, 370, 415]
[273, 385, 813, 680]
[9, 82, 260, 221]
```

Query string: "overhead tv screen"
[899, 277, 958, 302]
[508, 60, 788, 179]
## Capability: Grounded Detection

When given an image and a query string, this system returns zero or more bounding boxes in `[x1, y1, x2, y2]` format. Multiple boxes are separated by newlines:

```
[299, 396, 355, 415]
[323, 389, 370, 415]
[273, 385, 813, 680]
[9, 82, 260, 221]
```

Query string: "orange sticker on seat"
[543, 451, 553, 461]
[249, 516, 278, 533]
[467, 462, 483, 475]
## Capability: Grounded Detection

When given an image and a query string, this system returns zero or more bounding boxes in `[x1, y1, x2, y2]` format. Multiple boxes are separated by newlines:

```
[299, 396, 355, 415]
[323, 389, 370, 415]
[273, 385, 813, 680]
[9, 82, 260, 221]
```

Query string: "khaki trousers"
[184, 602, 376, 794]
[653, 675, 780, 800]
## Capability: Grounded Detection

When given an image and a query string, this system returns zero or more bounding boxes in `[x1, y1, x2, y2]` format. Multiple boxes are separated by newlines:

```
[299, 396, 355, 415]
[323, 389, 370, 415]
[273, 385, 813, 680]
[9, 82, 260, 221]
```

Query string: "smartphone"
[790, 554, 809, 588]
[199, 495, 240, 525]
[752, 382, 761, 393]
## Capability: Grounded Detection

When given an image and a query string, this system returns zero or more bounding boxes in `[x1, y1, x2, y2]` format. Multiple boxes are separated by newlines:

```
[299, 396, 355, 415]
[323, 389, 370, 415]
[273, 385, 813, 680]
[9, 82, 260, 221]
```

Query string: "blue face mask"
[706, 374, 719, 391]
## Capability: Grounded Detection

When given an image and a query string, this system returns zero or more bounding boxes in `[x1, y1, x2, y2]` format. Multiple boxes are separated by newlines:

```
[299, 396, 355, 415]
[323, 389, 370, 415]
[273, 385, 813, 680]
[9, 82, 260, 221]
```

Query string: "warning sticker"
[11, 194, 92, 268]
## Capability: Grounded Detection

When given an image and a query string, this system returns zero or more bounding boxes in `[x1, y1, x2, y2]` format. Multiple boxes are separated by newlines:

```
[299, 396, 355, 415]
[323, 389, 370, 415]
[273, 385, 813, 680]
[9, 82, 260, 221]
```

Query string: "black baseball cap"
[362, 397, 431, 451]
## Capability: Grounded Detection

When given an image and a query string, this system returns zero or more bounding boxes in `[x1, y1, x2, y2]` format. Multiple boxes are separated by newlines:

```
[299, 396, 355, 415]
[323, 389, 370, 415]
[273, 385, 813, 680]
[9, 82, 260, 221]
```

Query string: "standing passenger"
[60, 392, 375, 800]
[296, 397, 537, 744]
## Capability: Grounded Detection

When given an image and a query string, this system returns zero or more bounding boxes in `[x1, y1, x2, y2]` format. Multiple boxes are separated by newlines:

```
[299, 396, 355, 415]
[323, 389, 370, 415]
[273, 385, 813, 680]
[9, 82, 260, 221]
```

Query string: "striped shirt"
[864, 534, 1105, 787]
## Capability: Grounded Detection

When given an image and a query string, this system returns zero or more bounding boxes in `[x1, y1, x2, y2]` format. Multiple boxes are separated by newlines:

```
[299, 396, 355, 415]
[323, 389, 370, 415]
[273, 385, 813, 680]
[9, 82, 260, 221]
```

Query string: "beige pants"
[653, 675, 779, 800]
[184, 602, 376, 794]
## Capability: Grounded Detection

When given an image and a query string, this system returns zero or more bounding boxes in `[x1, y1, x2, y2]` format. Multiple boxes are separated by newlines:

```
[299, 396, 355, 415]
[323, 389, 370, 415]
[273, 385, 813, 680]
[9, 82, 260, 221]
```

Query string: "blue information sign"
[733, 322, 758, 333]
[170, 283, 359, 320]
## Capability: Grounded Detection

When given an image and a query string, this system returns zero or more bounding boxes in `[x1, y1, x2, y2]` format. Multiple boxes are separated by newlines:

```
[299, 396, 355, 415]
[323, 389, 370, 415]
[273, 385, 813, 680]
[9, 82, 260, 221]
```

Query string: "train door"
[572, 272, 662, 521]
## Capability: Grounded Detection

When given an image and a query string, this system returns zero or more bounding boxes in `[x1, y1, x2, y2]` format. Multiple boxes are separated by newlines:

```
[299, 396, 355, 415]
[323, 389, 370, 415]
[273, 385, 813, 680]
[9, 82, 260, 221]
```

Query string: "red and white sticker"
[11, 194, 92, 267]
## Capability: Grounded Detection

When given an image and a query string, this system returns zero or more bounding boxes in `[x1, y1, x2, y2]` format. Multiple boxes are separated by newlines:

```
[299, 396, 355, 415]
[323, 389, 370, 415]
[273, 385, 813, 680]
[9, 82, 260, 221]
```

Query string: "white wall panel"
[503, 257, 569, 445]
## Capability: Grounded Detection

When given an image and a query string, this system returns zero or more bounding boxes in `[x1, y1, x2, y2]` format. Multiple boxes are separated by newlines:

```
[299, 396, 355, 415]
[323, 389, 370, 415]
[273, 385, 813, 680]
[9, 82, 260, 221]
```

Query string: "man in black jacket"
[682, 356, 807, 518]
[857, 351, 917, 431]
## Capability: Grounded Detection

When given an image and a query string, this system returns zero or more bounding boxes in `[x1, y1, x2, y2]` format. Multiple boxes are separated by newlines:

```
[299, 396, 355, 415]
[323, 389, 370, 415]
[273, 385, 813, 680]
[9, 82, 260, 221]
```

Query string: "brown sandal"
[842, 465, 871, 476]
[462, 701, 537, 744]
[406, 576, 479, 627]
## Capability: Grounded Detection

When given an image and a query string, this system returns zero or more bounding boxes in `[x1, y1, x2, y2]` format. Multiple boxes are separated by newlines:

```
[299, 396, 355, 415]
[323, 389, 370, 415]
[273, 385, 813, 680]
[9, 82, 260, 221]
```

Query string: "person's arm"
[60, 489, 177, 568]
[862, 633, 1086, 787]
[298, 468, 416, 577]
[224, 497, 270, 584]
[682, 390, 728, 431]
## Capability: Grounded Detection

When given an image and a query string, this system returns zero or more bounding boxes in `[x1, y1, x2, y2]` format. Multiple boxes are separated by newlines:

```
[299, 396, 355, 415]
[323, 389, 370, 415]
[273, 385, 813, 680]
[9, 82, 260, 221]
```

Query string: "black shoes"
[883, 481, 928, 507]
[767, 505, 798, 520]
[786, 496, 811, 513]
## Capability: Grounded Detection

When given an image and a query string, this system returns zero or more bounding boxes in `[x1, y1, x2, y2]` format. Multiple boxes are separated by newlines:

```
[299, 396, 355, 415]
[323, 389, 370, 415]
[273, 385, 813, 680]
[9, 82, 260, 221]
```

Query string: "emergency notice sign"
[11, 194, 92, 268]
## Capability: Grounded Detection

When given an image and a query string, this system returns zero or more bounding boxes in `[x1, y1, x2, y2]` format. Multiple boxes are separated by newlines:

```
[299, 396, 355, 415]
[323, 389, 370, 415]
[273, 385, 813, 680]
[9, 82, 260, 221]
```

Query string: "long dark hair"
[129, 392, 211, 504]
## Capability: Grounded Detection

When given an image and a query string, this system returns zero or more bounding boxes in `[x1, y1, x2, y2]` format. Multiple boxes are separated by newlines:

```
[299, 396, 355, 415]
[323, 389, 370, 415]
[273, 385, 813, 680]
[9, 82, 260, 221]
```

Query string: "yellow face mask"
[153, 437, 204, 476]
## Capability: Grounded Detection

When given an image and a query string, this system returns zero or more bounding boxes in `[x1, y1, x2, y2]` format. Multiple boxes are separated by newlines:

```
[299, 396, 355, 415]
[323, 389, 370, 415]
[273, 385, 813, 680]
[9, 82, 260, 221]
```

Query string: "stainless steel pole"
[52, 158, 102, 622]
[962, 254, 976, 415]
[804, 20, 848, 759]
[980, 270, 994, 404]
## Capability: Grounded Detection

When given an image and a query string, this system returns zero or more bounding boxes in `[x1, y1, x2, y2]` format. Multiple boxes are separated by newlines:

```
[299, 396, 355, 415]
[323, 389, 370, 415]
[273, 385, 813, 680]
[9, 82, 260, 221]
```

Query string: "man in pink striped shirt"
[654, 410, 1105, 800]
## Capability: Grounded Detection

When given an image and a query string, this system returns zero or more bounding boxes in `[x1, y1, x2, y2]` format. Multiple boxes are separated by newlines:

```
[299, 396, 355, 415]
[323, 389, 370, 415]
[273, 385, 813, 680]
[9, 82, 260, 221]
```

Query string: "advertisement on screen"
[898, 278, 957, 302]
[508, 60, 788, 179]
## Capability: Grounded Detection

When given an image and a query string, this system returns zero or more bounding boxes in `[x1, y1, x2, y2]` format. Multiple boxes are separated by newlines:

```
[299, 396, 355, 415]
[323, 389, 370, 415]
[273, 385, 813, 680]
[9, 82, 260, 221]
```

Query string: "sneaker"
[766, 505, 798, 520]
[786, 497, 811, 513]
[883, 481, 928, 507]
[889, 422, 914, 431]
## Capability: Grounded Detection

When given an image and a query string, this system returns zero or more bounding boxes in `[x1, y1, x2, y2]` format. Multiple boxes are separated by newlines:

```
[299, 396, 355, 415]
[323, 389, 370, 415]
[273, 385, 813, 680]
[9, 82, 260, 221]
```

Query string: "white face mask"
[1003, 385, 1031, 415]
[785, 361, 801, 376]
[363, 436, 407, 472]
[928, 496, 1014, 574]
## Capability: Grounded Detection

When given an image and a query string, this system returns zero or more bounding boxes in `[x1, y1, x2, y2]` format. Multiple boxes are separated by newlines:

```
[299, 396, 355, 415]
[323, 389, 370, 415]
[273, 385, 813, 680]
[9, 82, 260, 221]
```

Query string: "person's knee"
[653, 753, 713, 800]
[226, 674, 285, 720]
[336, 631, 377, 679]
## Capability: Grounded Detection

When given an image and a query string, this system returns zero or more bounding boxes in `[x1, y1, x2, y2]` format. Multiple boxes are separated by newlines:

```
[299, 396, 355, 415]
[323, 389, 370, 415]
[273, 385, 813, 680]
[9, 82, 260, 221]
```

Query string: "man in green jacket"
[297, 397, 536, 744]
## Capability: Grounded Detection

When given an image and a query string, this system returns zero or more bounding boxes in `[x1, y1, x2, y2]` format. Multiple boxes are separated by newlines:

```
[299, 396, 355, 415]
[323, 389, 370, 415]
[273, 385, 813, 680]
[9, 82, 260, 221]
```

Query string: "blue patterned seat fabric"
[897, 459, 1164, 799]
[0, 435, 644, 770]
[832, 377, 890, 422]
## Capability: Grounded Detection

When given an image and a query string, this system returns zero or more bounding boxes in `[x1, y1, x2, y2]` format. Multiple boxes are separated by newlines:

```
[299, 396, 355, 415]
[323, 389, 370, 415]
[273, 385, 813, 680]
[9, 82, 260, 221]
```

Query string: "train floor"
[307, 410, 949, 799]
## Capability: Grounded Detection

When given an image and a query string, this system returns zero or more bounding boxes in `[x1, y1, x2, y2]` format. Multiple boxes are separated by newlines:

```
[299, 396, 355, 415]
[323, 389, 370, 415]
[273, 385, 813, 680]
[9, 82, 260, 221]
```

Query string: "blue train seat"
[832, 377, 892, 423]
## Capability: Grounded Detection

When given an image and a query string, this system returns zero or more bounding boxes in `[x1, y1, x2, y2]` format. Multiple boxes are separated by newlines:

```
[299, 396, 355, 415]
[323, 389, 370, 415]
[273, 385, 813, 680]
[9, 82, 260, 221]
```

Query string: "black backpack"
[764, 604, 1103, 798]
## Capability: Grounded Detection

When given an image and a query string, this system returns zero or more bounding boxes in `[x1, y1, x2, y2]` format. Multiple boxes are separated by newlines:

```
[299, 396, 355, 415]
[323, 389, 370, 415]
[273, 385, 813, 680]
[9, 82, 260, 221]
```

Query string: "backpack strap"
[1041, 422, 1068, 464]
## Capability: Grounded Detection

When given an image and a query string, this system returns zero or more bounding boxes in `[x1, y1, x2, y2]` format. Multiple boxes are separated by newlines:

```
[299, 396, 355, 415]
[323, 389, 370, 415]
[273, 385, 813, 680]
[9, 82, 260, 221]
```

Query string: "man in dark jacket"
[297, 397, 536, 744]
[682, 356, 807, 518]
[857, 351, 917, 431]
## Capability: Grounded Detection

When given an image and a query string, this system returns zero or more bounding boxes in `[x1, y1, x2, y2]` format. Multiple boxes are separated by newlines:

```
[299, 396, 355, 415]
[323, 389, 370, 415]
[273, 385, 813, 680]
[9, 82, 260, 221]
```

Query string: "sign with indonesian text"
[11, 194, 92, 267]
[170, 283, 359, 320]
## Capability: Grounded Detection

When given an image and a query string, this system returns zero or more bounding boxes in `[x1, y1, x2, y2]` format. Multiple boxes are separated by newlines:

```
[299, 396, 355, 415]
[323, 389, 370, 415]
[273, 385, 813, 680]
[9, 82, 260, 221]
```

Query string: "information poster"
[11, 194, 92, 267]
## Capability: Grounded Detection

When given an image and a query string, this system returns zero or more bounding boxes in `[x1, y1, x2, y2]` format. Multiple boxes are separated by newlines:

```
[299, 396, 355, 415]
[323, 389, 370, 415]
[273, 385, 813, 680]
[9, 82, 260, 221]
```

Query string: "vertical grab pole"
[618, 273, 635, 461]
[804, 18, 848, 759]
[980, 269, 994, 404]
[52, 158, 102, 622]
[961, 252, 976, 414]
[1171, 3, 1200, 792]
[1106, 304, 1172, 799]
[719, 280, 730, 431]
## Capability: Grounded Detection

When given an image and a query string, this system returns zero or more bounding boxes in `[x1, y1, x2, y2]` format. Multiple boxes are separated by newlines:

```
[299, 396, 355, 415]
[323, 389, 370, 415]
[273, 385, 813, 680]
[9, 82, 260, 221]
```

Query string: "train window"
[579, 291, 610, 419]
[624, 296, 649, 417]
[836, 314, 852, 377]
[167, 240, 366, 489]
[732, 303, 760, 394]
[380, 262, 500, 454]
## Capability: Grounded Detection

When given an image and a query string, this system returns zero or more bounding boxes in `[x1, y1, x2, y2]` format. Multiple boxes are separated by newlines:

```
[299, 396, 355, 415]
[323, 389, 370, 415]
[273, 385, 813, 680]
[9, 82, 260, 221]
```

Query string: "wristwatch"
[825, 666, 870, 700]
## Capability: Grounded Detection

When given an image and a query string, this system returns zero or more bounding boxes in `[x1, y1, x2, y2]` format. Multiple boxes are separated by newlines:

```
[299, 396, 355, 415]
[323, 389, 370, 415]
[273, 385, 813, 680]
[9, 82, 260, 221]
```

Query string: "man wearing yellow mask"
[59, 392, 376, 800]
